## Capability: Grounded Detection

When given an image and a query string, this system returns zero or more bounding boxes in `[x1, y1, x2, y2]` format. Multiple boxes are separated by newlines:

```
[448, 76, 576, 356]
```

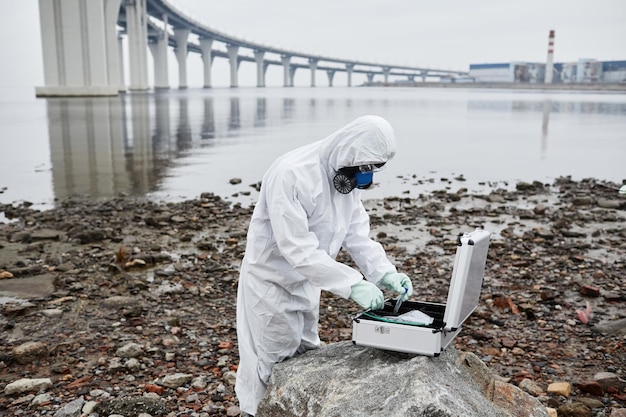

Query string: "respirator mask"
[333, 163, 385, 194]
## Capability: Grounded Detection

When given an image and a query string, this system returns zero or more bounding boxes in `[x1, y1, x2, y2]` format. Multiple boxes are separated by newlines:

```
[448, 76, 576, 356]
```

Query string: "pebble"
[4, 378, 53, 395]
[116, 342, 144, 358]
[12, 341, 48, 364]
[519, 379, 544, 397]
[40, 308, 64, 317]
[557, 402, 591, 417]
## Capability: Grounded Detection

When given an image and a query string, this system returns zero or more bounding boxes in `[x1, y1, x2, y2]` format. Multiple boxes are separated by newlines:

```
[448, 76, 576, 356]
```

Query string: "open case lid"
[443, 228, 491, 331]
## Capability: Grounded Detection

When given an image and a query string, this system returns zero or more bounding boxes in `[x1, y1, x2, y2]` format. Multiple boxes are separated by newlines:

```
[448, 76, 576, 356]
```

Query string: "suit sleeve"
[342, 200, 396, 285]
[265, 171, 363, 298]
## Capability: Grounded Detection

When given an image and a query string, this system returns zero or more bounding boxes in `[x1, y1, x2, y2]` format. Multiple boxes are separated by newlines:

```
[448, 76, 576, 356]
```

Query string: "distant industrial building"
[442, 32, 625, 85]
[466, 59, 626, 84]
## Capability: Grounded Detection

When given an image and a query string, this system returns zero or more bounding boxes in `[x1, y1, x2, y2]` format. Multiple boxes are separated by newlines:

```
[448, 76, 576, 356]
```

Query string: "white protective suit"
[235, 115, 399, 415]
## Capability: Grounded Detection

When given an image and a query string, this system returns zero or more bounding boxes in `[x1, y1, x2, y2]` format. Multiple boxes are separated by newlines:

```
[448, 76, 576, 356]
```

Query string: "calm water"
[1, 86, 625, 210]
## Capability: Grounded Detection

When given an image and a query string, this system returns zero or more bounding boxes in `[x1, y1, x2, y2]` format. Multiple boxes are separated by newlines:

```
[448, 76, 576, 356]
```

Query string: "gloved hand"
[380, 272, 413, 301]
[349, 280, 385, 310]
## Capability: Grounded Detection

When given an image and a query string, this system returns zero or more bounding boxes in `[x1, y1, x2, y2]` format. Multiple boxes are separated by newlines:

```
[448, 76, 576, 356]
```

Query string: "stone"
[30, 229, 62, 241]
[572, 196, 593, 206]
[4, 378, 53, 395]
[574, 380, 604, 396]
[0, 274, 55, 300]
[53, 397, 85, 417]
[0, 270, 13, 279]
[534, 228, 555, 239]
[116, 342, 144, 358]
[31, 393, 52, 406]
[11, 394, 34, 406]
[158, 373, 193, 389]
[593, 372, 626, 390]
[125, 358, 141, 372]
[144, 384, 164, 395]
[102, 296, 138, 308]
[222, 371, 237, 386]
[492, 380, 550, 417]
[93, 397, 166, 416]
[12, 341, 48, 364]
[547, 381, 571, 397]
[519, 378, 545, 396]
[610, 409, 626, 417]
[556, 402, 592, 417]
[41, 308, 64, 318]
[82, 400, 98, 414]
[576, 397, 604, 409]
[258, 342, 549, 417]
[70, 228, 106, 243]
[546, 408, 558, 417]
[456, 350, 495, 398]
[579, 284, 601, 297]
[226, 406, 241, 416]
[596, 198, 621, 209]
[594, 318, 626, 336]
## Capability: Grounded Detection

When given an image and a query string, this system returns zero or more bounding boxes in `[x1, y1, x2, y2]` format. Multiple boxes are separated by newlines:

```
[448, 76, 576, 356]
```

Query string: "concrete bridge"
[35, 0, 468, 97]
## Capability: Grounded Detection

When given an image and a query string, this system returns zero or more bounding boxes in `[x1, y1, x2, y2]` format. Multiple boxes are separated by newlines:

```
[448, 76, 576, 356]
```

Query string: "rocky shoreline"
[0, 176, 625, 417]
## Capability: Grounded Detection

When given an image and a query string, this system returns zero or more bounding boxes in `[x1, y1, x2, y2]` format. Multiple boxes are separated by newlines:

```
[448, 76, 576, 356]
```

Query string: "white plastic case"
[352, 228, 491, 356]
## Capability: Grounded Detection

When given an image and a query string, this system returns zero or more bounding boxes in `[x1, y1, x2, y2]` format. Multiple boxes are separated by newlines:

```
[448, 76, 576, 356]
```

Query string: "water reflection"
[47, 97, 127, 198]
[467, 96, 626, 163]
[541, 99, 551, 158]
[49, 96, 182, 199]
[468, 99, 626, 114]
[202, 98, 215, 139]
[255, 97, 266, 127]
[45, 92, 283, 201]
[282, 98, 295, 120]
[229, 97, 241, 131]
[176, 97, 192, 151]
[39, 89, 625, 205]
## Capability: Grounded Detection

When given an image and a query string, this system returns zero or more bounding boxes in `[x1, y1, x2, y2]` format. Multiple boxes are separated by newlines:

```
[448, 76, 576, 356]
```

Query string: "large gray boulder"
[257, 341, 548, 417]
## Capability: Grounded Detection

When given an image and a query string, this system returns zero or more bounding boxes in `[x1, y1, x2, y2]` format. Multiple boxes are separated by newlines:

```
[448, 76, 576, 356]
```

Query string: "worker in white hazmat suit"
[235, 115, 414, 416]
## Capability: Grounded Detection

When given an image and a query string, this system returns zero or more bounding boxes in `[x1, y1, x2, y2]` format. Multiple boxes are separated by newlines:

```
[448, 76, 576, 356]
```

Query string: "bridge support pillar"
[254, 50, 266, 87]
[227, 44, 240, 88]
[421, 71, 427, 82]
[309, 59, 318, 87]
[382, 67, 391, 85]
[281, 55, 291, 87]
[35, 0, 123, 96]
[366, 73, 375, 84]
[199, 37, 214, 88]
[174, 28, 191, 89]
[149, 15, 169, 90]
[289, 67, 297, 87]
[126, 0, 149, 91]
[105, 1, 124, 92]
[345, 64, 354, 87]
[326, 70, 335, 87]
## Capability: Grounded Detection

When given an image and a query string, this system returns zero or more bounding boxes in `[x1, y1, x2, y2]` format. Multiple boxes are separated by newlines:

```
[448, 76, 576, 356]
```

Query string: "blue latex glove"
[380, 272, 413, 301]
[349, 280, 385, 310]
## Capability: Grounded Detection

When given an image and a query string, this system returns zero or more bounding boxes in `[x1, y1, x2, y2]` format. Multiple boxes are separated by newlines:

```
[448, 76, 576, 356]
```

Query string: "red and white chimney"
[545, 30, 555, 84]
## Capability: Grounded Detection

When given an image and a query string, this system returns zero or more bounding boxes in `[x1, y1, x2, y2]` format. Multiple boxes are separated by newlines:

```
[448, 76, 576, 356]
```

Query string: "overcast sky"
[2, 0, 625, 89]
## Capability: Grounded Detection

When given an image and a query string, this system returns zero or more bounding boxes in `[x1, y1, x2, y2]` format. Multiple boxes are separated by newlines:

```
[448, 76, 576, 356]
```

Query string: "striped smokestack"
[545, 30, 555, 84]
